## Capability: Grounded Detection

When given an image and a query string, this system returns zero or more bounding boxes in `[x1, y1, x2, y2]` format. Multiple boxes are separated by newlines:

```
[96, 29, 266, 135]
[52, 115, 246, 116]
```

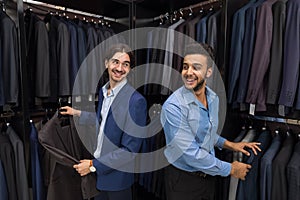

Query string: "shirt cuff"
[78, 111, 89, 125]
[220, 161, 231, 177]
[216, 136, 226, 150]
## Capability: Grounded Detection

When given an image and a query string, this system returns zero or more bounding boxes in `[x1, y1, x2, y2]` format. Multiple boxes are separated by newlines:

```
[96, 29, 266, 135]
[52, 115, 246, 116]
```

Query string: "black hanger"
[1, 0, 6, 12]
[1, 121, 9, 132]
[261, 119, 268, 131]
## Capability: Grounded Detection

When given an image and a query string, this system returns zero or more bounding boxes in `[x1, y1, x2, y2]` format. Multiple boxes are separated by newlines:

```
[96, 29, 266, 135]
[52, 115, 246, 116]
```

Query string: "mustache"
[112, 69, 125, 74]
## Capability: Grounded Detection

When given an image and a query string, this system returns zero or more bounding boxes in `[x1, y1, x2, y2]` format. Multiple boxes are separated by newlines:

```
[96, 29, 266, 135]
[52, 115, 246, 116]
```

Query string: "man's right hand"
[230, 161, 251, 180]
[60, 106, 81, 116]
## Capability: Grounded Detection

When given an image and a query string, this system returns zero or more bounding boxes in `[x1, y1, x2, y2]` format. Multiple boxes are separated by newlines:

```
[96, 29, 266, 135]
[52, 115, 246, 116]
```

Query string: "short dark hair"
[184, 43, 215, 68]
[105, 43, 135, 68]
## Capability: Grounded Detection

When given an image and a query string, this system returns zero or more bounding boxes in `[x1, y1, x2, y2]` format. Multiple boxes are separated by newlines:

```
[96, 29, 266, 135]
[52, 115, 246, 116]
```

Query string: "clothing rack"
[153, 0, 222, 22]
[23, 0, 118, 25]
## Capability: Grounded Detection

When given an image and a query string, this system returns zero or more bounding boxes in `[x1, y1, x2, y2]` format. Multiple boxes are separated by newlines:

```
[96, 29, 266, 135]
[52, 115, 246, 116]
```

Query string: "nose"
[186, 66, 193, 74]
[115, 63, 123, 71]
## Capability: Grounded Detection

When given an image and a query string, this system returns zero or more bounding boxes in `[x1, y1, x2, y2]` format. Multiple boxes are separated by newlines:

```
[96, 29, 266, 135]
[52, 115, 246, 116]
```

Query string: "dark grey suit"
[278, 0, 300, 107]
[245, 0, 278, 111]
[38, 114, 100, 200]
[5, 126, 30, 200]
[0, 10, 19, 105]
[266, 0, 288, 104]
[260, 133, 282, 200]
[271, 132, 296, 200]
[287, 141, 300, 200]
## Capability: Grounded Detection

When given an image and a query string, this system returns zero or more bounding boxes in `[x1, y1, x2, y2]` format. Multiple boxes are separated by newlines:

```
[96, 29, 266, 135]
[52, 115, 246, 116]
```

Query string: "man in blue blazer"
[61, 43, 147, 200]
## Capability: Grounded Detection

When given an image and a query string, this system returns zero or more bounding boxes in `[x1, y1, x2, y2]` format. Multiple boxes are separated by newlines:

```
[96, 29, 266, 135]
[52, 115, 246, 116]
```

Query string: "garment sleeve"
[78, 111, 97, 125]
[215, 135, 226, 149]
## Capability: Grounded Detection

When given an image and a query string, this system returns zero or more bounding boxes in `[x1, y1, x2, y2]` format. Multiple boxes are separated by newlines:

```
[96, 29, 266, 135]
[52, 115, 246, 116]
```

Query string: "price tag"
[278, 105, 285, 116]
[89, 94, 93, 101]
[75, 96, 81, 102]
[249, 104, 255, 115]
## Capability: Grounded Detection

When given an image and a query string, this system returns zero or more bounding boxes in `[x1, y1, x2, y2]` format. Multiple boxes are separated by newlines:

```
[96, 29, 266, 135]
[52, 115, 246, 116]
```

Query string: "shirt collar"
[182, 85, 217, 107]
[102, 78, 127, 98]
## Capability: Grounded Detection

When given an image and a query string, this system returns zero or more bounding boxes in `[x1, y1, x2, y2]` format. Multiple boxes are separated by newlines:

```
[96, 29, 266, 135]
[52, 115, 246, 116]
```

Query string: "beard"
[193, 78, 205, 92]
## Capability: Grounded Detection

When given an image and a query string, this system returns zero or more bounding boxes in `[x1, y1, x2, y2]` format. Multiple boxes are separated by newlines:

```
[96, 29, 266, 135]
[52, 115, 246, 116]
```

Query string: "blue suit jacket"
[79, 83, 147, 191]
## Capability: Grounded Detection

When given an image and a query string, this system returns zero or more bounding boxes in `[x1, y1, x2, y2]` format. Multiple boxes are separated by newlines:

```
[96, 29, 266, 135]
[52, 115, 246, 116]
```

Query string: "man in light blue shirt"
[161, 43, 261, 200]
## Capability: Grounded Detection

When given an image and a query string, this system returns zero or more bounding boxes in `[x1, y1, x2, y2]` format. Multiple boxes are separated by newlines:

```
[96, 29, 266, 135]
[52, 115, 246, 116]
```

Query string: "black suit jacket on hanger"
[38, 114, 100, 200]
[271, 132, 296, 200]
[0, 133, 18, 200]
[0, 10, 19, 105]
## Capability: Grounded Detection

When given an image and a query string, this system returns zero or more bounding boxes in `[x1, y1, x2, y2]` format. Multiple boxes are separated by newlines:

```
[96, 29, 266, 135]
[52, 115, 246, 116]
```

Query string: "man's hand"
[224, 140, 261, 156]
[60, 106, 81, 116]
[73, 159, 91, 176]
[230, 161, 251, 180]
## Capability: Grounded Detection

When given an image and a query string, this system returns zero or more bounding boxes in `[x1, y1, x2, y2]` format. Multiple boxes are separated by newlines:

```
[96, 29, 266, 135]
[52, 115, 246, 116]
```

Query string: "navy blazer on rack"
[79, 82, 147, 191]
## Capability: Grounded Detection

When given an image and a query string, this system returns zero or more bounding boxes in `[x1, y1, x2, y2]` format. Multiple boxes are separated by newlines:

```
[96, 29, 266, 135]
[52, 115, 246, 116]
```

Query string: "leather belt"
[186, 171, 207, 178]
[170, 164, 208, 178]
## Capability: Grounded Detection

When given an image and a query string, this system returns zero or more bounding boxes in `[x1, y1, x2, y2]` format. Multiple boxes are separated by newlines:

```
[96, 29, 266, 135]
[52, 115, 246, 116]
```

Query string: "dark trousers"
[94, 187, 132, 200]
[164, 165, 216, 200]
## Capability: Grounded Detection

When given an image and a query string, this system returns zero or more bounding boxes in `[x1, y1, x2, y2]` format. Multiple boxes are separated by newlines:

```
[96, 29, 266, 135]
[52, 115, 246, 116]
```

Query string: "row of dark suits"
[142, 7, 223, 97]
[225, 126, 300, 200]
[227, 0, 300, 112]
[25, 10, 125, 106]
[0, 124, 29, 200]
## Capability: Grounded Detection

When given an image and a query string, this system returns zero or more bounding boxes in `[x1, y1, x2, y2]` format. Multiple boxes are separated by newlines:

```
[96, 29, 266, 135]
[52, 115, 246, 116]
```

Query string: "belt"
[186, 171, 207, 178]
[170, 165, 208, 178]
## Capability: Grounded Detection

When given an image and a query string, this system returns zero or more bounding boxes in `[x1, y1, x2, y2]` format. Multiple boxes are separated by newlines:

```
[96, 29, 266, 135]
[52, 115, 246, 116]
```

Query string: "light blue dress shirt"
[161, 86, 231, 176]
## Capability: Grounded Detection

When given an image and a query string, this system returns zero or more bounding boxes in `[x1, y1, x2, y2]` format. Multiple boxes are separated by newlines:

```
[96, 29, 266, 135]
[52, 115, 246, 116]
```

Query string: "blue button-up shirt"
[161, 86, 231, 176]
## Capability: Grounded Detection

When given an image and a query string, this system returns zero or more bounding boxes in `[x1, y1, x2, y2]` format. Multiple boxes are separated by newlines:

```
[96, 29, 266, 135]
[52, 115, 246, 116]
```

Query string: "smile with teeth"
[186, 77, 197, 84]
[113, 70, 124, 77]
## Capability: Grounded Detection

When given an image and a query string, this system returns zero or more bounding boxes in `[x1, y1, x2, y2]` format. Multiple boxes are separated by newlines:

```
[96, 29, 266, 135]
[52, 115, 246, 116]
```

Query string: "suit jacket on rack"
[236, 0, 265, 105]
[0, 10, 19, 105]
[266, 0, 288, 104]
[278, 0, 300, 108]
[47, 15, 70, 100]
[5, 126, 30, 200]
[228, 128, 256, 200]
[38, 114, 100, 200]
[79, 82, 147, 191]
[260, 133, 282, 200]
[0, 133, 17, 200]
[30, 123, 46, 200]
[271, 132, 296, 200]
[236, 129, 272, 200]
[0, 159, 8, 200]
[227, 0, 255, 104]
[245, 0, 278, 112]
[287, 140, 300, 200]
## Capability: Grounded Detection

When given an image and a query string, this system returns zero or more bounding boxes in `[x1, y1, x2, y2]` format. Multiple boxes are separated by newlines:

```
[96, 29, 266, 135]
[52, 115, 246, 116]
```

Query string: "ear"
[105, 59, 108, 68]
[205, 67, 213, 78]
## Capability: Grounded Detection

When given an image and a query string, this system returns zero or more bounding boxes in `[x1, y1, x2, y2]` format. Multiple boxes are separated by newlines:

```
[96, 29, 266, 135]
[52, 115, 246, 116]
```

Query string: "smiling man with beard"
[60, 43, 147, 200]
[161, 43, 261, 200]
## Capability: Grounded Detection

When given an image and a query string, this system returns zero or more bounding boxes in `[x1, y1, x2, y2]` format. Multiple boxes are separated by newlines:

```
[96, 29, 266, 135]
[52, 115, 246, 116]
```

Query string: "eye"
[123, 62, 130, 68]
[112, 59, 119, 65]
[192, 63, 202, 70]
[182, 64, 189, 70]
